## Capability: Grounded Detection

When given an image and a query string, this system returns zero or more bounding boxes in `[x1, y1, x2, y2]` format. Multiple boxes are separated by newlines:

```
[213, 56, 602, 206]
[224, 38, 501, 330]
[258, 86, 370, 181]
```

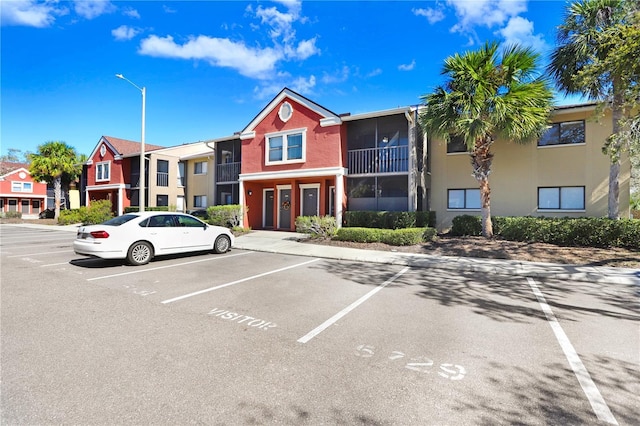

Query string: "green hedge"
[450, 215, 640, 249]
[3, 211, 22, 219]
[59, 200, 114, 225]
[334, 227, 437, 246]
[295, 215, 338, 239]
[344, 211, 436, 229]
[207, 204, 243, 228]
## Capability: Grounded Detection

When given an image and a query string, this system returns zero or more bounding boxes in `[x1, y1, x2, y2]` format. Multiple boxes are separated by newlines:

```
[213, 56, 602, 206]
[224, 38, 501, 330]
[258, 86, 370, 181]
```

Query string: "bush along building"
[81, 88, 631, 230]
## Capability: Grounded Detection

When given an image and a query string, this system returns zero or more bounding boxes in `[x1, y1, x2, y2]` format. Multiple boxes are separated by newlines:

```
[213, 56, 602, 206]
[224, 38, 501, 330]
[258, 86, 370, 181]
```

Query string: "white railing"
[348, 146, 409, 175]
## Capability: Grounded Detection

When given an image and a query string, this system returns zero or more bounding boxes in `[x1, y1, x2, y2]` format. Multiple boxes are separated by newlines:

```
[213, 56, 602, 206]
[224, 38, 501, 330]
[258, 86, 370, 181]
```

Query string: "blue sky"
[1, 0, 580, 158]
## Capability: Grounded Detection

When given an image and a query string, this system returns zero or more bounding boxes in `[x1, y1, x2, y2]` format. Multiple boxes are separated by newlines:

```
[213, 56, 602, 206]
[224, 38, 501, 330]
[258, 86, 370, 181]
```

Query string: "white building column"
[118, 187, 124, 216]
[238, 178, 245, 228]
[335, 171, 345, 228]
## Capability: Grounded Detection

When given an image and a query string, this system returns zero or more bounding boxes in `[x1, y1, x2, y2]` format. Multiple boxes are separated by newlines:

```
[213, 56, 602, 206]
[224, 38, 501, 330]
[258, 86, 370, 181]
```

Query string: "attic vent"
[279, 102, 293, 123]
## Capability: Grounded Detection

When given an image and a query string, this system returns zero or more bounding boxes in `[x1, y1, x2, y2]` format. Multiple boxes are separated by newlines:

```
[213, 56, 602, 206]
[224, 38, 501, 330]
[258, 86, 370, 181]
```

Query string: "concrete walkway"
[233, 230, 640, 286]
[4, 223, 639, 285]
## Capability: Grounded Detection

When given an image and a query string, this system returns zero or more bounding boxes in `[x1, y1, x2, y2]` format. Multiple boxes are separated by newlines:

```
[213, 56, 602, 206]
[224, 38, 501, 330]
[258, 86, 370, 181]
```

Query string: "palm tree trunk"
[608, 80, 624, 219]
[54, 176, 62, 220]
[471, 138, 494, 238]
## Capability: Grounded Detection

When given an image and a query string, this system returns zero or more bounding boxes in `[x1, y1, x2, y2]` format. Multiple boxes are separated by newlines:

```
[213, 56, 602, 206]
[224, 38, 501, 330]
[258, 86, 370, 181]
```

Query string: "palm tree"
[29, 141, 80, 220]
[547, 0, 633, 219]
[420, 42, 554, 237]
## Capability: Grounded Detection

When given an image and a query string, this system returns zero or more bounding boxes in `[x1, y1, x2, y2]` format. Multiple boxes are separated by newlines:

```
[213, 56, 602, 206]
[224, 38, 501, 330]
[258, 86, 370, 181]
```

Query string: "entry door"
[176, 196, 185, 212]
[302, 187, 319, 216]
[21, 200, 30, 214]
[278, 188, 291, 229]
[264, 189, 274, 229]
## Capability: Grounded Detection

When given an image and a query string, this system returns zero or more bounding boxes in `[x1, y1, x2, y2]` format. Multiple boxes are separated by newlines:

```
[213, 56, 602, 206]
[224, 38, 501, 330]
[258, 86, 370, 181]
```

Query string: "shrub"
[4, 211, 22, 219]
[334, 226, 436, 246]
[344, 211, 436, 229]
[453, 215, 640, 249]
[295, 215, 337, 239]
[207, 204, 243, 228]
[59, 200, 113, 225]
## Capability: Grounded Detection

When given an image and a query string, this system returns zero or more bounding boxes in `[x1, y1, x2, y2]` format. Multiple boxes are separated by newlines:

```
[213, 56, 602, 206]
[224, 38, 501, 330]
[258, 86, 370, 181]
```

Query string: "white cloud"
[139, 35, 281, 80]
[0, 0, 66, 27]
[412, 7, 445, 24]
[73, 0, 116, 20]
[321, 66, 350, 84]
[139, 0, 318, 83]
[112, 25, 140, 41]
[367, 68, 383, 78]
[398, 60, 416, 71]
[122, 7, 140, 19]
[289, 74, 316, 94]
[163, 5, 176, 14]
[497, 16, 547, 52]
[448, 0, 527, 31]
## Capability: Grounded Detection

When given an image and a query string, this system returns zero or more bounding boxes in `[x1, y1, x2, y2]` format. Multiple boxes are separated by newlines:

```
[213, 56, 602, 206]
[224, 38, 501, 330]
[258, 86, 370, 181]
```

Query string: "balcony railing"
[156, 172, 169, 187]
[216, 162, 241, 183]
[348, 146, 409, 175]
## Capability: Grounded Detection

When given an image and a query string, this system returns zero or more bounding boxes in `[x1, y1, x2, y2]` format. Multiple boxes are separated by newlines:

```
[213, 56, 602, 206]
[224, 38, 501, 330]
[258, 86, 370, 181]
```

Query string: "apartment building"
[83, 88, 630, 230]
[0, 162, 48, 218]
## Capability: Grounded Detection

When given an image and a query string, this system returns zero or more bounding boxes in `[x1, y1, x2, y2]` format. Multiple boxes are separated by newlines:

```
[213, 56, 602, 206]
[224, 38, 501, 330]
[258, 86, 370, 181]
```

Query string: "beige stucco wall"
[147, 142, 214, 211]
[184, 155, 215, 211]
[429, 107, 631, 230]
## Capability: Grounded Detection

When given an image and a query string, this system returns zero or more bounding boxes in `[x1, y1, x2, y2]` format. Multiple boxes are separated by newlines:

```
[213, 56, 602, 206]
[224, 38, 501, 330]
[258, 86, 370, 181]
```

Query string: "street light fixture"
[116, 73, 146, 212]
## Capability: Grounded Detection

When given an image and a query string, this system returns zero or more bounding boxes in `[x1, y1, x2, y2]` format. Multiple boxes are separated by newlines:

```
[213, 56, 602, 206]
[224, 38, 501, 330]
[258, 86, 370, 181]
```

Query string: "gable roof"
[240, 87, 342, 140]
[88, 136, 166, 162]
[0, 164, 32, 180]
[0, 161, 30, 177]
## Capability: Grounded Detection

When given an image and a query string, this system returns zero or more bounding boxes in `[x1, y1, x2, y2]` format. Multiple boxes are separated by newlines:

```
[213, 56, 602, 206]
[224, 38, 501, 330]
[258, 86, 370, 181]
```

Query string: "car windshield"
[101, 214, 140, 226]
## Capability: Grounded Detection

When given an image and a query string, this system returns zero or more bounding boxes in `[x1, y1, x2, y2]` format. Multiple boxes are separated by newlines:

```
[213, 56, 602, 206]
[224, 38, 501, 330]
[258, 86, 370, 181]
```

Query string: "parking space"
[1, 225, 637, 424]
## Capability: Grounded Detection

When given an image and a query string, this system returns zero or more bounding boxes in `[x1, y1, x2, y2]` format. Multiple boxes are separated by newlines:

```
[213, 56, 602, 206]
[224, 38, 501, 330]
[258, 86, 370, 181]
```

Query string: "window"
[194, 195, 207, 208]
[266, 129, 306, 164]
[538, 121, 585, 146]
[538, 186, 585, 210]
[194, 161, 207, 175]
[177, 162, 185, 186]
[448, 189, 481, 209]
[11, 181, 33, 192]
[156, 194, 168, 207]
[96, 161, 110, 182]
[157, 160, 169, 187]
[447, 135, 468, 153]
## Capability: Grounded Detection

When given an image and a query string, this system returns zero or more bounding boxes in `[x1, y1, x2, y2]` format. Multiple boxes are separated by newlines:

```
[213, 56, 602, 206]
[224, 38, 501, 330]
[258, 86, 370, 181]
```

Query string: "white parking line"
[526, 277, 618, 425]
[298, 266, 410, 344]
[161, 258, 321, 304]
[87, 252, 253, 281]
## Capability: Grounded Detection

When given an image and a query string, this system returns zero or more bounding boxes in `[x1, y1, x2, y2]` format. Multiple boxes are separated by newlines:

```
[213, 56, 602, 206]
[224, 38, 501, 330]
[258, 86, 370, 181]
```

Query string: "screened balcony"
[347, 145, 409, 175]
[216, 162, 241, 183]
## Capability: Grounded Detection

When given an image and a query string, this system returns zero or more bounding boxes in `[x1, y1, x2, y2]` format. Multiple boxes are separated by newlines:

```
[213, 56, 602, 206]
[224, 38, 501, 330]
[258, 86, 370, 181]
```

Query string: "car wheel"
[213, 235, 231, 254]
[127, 241, 153, 265]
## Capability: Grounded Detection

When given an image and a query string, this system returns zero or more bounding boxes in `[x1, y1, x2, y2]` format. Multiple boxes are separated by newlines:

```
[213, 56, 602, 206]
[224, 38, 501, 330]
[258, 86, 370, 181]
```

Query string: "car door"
[176, 214, 213, 251]
[144, 214, 183, 254]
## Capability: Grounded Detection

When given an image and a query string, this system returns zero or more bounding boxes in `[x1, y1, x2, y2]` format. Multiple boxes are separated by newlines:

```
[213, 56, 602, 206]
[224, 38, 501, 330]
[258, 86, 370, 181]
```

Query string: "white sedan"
[73, 211, 234, 265]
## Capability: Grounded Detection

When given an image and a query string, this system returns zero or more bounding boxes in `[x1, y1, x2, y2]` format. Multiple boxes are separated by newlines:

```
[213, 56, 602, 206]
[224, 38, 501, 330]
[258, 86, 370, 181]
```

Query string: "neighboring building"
[0, 162, 47, 218]
[83, 89, 631, 230]
[84, 136, 213, 216]
[429, 103, 632, 229]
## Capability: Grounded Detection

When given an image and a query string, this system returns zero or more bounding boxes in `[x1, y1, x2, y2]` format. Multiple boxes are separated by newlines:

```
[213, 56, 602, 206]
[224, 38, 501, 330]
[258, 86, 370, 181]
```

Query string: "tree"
[0, 148, 31, 164]
[29, 141, 80, 220]
[548, 0, 639, 218]
[419, 42, 554, 237]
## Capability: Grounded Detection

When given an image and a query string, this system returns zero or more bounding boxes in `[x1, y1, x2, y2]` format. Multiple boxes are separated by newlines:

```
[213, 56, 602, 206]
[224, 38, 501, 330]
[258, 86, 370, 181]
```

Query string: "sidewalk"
[4, 224, 639, 285]
[233, 230, 640, 286]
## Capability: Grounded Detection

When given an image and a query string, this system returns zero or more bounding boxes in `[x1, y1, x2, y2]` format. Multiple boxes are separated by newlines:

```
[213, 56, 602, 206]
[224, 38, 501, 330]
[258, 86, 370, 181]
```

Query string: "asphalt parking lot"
[1, 225, 638, 425]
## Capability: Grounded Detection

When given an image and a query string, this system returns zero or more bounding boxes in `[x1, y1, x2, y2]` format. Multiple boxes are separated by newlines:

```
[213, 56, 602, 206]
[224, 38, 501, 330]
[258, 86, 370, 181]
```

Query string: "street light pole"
[116, 73, 146, 212]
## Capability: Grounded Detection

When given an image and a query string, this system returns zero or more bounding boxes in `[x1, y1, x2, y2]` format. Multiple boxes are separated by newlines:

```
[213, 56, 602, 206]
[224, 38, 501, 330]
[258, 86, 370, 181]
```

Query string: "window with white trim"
[11, 181, 33, 192]
[194, 195, 207, 208]
[448, 189, 481, 209]
[96, 161, 110, 182]
[194, 161, 207, 175]
[538, 121, 585, 146]
[538, 186, 585, 210]
[266, 129, 305, 165]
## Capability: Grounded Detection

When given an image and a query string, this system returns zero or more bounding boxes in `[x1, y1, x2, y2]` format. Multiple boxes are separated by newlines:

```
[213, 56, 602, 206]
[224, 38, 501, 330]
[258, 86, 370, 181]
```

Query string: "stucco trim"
[239, 166, 347, 181]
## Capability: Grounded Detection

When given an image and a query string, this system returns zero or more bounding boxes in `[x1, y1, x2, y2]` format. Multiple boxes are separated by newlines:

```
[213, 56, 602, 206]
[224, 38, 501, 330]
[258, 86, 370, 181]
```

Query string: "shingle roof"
[0, 161, 30, 176]
[102, 136, 165, 156]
